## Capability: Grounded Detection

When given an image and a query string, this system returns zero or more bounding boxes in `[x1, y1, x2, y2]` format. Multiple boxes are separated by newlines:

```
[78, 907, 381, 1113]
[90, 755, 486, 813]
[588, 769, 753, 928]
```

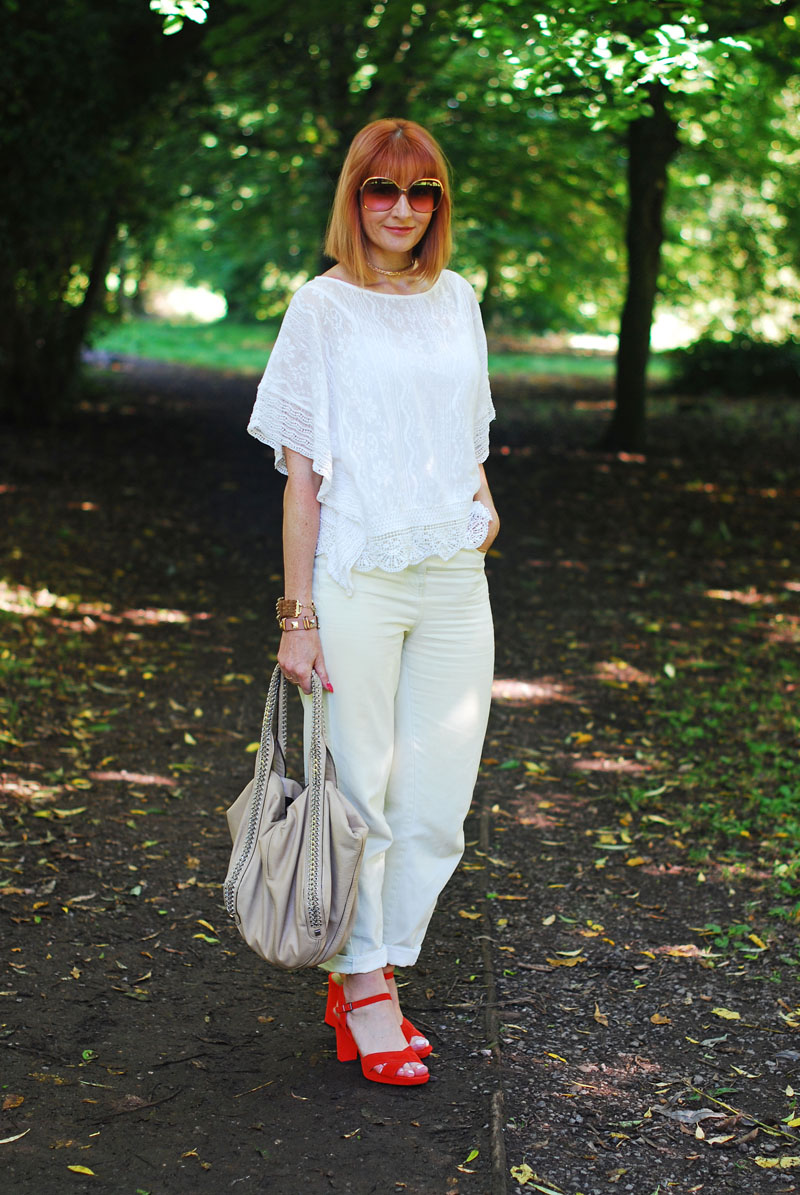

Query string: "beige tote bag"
[223, 666, 367, 969]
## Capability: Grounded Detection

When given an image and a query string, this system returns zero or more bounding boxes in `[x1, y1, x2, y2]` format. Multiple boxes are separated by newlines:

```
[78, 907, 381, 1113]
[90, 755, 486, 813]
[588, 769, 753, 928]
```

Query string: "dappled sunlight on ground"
[492, 677, 576, 704]
[0, 579, 211, 630]
[705, 585, 777, 606]
[564, 1053, 665, 1098]
[0, 771, 61, 805]
[764, 614, 800, 645]
[571, 756, 649, 774]
[501, 789, 592, 828]
[89, 769, 177, 786]
[573, 398, 614, 410]
[593, 658, 658, 686]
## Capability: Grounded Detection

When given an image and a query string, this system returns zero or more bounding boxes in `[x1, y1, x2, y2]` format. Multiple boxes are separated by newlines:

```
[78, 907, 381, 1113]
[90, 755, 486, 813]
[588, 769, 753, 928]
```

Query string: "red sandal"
[324, 973, 433, 1060]
[328, 990, 429, 1087]
[384, 969, 433, 1059]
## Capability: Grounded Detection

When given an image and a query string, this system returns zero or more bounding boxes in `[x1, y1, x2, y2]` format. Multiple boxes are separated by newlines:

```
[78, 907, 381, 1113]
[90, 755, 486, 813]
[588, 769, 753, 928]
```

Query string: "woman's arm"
[474, 463, 500, 553]
[277, 447, 332, 695]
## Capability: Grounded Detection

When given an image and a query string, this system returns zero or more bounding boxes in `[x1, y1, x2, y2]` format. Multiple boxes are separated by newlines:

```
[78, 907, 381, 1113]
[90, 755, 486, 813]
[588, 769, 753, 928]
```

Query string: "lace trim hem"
[316, 503, 491, 593]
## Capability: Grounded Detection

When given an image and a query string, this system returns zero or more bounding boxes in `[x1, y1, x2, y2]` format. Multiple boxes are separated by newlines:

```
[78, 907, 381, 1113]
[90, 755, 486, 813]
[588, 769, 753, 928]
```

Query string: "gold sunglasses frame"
[359, 177, 444, 212]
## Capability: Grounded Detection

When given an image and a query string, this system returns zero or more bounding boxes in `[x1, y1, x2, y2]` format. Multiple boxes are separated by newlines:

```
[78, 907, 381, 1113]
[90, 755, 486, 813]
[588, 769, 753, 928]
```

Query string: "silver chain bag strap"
[223, 665, 367, 969]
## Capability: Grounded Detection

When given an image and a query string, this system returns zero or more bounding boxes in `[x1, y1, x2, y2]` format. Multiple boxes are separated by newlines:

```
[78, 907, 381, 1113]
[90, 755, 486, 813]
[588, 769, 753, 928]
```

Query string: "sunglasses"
[360, 177, 444, 213]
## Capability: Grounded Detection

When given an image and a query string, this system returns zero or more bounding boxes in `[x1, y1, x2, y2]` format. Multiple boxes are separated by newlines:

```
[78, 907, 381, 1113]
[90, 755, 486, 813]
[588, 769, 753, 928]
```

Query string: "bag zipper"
[305, 673, 325, 937]
[223, 669, 281, 918]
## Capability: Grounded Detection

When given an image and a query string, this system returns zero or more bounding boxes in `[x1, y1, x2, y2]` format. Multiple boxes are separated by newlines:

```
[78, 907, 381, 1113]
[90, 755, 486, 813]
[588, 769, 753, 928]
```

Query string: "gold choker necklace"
[366, 257, 418, 277]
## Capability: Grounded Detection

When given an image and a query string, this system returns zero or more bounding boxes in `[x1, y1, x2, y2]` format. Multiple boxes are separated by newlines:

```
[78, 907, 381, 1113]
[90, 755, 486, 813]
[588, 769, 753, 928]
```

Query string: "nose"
[392, 191, 413, 217]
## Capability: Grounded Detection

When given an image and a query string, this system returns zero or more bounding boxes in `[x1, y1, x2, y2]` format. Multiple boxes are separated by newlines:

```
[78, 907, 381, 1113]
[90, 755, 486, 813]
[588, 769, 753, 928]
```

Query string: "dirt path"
[1, 359, 798, 1194]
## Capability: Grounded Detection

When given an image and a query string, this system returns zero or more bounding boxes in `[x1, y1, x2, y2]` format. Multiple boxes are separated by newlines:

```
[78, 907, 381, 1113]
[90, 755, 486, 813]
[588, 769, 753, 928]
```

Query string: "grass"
[89, 318, 280, 374]
[89, 316, 671, 382]
[621, 635, 800, 918]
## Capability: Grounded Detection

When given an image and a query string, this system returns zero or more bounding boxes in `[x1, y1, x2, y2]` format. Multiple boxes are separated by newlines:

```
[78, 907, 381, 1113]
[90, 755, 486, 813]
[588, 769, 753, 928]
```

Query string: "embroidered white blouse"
[247, 268, 495, 593]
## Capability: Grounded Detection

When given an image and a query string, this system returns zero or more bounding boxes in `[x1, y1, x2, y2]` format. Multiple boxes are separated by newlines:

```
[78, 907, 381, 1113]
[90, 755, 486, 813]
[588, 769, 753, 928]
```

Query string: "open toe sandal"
[327, 988, 429, 1087]
[383, 968, 433, 1059]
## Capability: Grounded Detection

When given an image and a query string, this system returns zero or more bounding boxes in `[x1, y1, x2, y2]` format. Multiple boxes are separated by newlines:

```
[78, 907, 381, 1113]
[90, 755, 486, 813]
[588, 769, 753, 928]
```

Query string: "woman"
[247, 118, 498, 1087]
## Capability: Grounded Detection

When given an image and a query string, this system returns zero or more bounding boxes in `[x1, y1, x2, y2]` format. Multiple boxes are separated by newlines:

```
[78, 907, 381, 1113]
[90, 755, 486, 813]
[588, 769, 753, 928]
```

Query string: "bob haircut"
[324, 118, 452, 286]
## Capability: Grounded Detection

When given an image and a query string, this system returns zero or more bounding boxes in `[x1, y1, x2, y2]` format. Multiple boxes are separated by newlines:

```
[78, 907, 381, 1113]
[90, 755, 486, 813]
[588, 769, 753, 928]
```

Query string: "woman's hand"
[477, 511, 500, 554]
[474, 462, 499, 554]
[277, 628, 332, 695]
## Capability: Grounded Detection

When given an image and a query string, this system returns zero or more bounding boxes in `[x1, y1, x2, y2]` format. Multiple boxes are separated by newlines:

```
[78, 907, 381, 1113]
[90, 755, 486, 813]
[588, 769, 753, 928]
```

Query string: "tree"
[475, 0, 800, 449]
[0, 0, 202, 420]
[153, 0, 490, 312]
[6, 0, 797, 432]
[153, 0, 797, 452]
[143, 1, 629, 333]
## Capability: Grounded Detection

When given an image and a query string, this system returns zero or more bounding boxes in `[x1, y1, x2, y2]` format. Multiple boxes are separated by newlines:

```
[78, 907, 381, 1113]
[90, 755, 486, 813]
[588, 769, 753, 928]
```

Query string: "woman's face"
[359, 172, 434, 260]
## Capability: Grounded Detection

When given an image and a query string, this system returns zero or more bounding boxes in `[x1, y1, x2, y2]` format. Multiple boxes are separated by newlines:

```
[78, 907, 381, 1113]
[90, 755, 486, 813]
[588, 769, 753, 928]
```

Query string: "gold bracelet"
[278, 614, 320, 632]
[276, 597, 316, 621]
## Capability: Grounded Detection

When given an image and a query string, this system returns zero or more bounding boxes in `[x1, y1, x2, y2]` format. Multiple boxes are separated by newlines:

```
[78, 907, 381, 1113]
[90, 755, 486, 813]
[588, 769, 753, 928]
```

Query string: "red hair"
[324, 119, 452, 285]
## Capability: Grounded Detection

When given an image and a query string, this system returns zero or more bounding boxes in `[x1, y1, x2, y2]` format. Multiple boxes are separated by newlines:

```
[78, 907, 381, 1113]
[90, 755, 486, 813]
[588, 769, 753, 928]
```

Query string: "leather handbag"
[223, 665, 368, 970]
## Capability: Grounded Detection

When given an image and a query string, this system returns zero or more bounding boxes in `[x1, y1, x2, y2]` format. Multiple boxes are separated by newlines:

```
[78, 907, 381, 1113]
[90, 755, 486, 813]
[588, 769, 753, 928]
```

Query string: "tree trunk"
[67, 208, 119, 360]
[480, 250, 501, 330]
[0, 210, 119, 423]
[602, 83, 679, 452]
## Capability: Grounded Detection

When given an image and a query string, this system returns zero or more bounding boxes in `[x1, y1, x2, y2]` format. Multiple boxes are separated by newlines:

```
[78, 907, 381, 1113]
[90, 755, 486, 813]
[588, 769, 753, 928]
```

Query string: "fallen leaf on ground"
[650, 1107, 726, 1124]
[593, 1003, 609, 1027]
[712, 1007, 741, 1020]
[0, 1129, 31, 1144]
[657, 943, 703, 958]
[650, 1012, 671, 1025]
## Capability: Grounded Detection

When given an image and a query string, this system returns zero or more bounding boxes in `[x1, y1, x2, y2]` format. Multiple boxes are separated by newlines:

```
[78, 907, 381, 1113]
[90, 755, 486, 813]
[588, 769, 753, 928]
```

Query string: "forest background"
[1, 0, 799, 449]
[2, 6, 800, 1188]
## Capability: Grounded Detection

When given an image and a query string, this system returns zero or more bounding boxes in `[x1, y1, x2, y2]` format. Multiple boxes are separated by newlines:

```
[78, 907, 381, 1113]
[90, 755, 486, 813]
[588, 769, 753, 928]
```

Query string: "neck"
[367, 256, 417, 278]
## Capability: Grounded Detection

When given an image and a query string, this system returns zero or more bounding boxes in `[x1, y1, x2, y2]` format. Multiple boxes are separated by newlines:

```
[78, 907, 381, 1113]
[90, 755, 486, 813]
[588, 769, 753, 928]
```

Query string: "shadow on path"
[1, 359, 798, 1194]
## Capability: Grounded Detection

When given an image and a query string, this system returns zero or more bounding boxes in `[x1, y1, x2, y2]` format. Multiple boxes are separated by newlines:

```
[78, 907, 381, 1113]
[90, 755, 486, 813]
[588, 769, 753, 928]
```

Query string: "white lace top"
[248, 269, 495, 593]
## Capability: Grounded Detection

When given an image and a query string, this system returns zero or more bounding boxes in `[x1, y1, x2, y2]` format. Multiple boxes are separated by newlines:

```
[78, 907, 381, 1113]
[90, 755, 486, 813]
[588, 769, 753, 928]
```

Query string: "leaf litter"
[1, 367, 799, 1195]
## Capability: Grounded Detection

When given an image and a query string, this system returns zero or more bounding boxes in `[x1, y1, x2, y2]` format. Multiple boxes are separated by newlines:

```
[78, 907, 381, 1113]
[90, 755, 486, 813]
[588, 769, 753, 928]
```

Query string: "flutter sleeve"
[247, 285, 332, 483]
[469, 286, 496, 462]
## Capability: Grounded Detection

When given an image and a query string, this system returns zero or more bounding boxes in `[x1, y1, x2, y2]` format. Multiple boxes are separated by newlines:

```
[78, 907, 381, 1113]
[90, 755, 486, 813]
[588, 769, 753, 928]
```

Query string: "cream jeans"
[302, 549, 494, 974]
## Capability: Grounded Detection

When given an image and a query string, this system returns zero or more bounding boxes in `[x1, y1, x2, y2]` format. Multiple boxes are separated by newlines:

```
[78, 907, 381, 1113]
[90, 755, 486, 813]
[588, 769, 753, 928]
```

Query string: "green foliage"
[0, 0, 201, 419]
[150, 0, 208, 36]
[669, 335, 800, 395]
[3, 0, 800, 425]
[661, 72, 800, 340]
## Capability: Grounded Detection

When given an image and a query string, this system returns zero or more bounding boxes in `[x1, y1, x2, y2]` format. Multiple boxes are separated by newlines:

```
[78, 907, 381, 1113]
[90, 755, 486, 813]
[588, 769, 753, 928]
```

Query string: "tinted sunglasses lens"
[408, 182, 443, 212]
[362, 180, 400, 210]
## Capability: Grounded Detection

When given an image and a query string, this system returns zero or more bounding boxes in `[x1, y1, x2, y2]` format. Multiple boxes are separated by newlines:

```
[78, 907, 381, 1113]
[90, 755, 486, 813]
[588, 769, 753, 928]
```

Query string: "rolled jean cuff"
[385, 944, 422, 968]
[322, 945, 388, 975]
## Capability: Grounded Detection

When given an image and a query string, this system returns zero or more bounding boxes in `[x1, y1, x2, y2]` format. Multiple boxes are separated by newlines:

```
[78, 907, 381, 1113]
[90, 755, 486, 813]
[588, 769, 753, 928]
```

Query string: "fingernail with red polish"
[325, 683, 334, 693]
